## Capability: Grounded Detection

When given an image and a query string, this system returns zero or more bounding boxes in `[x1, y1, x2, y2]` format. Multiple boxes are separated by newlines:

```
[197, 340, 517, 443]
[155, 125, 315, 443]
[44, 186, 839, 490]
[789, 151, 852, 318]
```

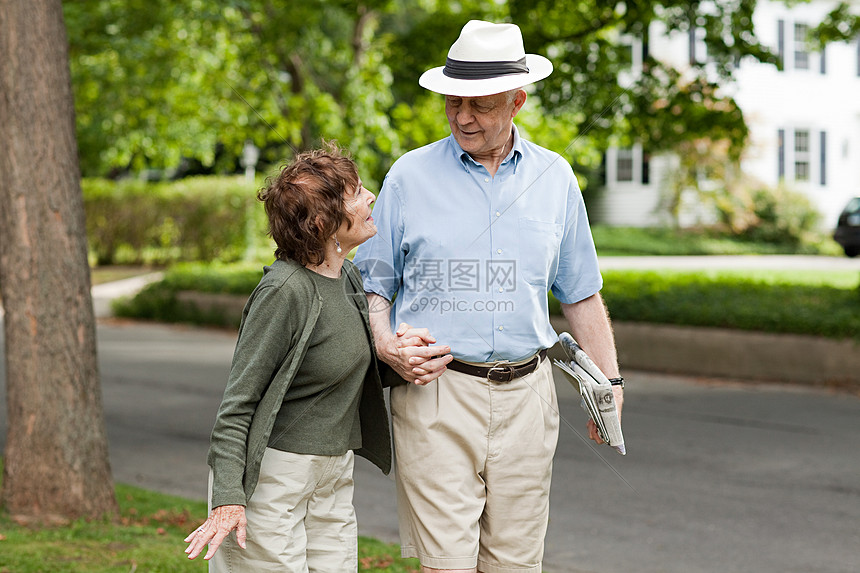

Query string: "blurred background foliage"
[64, 0, 858, 192]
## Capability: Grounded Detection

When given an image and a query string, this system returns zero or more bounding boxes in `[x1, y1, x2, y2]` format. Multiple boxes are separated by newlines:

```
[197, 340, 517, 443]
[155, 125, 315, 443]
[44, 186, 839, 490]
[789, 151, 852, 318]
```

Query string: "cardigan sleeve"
[207, 282, 299, 508]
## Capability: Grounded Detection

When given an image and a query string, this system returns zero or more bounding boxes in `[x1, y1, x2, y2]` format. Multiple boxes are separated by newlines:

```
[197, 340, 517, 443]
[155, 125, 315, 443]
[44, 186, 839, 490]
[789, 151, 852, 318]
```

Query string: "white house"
[593, 0, 860, 230]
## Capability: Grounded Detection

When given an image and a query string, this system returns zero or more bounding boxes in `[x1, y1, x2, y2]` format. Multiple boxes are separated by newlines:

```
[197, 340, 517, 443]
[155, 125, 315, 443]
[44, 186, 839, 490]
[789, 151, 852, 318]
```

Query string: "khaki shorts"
[208, 448, 357, 573]
[391, 359, 559, 573]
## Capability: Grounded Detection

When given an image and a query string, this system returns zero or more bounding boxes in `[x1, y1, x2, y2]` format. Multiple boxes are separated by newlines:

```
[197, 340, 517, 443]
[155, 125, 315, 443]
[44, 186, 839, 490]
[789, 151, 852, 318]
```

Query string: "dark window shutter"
[778, 20, 785, 71]
[642, 153, 650, 185]
[689, 28, 697, 65]
[820, 131, 827, 186]
[778, 129, 785, 179]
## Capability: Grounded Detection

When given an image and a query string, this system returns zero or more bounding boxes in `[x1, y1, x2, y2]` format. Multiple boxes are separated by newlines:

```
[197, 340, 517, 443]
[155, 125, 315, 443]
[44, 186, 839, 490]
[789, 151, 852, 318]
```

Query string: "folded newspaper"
[553, 332, 626, 455]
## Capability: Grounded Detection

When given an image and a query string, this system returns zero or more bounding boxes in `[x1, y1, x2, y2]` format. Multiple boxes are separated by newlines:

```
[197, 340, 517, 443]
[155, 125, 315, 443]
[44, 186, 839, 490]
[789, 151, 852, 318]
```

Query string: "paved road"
[2, 320, 858, 573]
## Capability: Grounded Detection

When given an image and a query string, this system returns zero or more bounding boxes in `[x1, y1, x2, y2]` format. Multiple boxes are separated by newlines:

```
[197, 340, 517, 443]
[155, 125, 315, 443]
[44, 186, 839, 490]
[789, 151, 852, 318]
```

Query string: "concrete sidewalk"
[91, 272, 164, 318]
[598, 254, 860, 271]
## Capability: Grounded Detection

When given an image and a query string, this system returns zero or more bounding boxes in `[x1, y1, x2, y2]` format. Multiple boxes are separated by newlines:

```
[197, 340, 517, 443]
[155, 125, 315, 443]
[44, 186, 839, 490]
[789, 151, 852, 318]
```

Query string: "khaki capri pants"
[208, 448, 357, 573]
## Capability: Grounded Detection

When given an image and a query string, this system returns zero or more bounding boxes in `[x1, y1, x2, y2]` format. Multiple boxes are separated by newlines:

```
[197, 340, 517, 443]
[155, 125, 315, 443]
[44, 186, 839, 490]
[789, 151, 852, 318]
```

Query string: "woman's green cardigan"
[207, 258, 391, 509]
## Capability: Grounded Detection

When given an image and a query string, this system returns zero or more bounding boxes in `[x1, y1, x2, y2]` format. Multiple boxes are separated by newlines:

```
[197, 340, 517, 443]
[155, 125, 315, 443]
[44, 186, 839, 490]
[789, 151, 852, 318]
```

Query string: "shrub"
[718, 184, 822, 247]
[83, 177, 270, 265]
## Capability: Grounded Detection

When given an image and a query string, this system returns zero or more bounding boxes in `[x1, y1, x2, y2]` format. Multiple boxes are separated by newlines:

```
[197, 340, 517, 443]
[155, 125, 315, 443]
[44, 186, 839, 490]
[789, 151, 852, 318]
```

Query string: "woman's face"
[337, 179, 376, 251]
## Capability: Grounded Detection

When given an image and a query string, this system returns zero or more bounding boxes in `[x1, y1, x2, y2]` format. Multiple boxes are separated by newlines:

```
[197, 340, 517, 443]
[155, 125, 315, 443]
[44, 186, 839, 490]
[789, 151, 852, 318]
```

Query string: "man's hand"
[560, 295, 623, 446]
[378, 322, 452, 385]
[587, 385, 623, 444]
[184, 504, 247, 560]
[365, 294, 453, 385]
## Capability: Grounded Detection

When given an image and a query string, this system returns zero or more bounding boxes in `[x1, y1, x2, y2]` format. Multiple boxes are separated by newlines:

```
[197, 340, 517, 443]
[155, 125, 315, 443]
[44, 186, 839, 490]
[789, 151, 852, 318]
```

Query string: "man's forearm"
[366, 292, 397, 365]
[560, 293, 620, 379]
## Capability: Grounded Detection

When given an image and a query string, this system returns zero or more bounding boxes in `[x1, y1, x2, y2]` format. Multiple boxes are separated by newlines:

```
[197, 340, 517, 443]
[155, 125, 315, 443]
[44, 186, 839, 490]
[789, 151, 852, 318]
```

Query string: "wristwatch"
[608, 377, 625, 388]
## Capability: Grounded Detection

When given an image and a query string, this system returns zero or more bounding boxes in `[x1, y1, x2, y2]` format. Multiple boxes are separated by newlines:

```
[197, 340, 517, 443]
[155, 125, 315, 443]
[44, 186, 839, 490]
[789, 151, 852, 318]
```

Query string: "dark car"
[834, 197, 860, 257]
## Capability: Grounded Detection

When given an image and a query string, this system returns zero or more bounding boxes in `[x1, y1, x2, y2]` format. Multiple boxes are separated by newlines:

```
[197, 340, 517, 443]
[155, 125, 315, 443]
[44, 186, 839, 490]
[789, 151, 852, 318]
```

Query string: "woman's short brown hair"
[257, 143, 359, 266]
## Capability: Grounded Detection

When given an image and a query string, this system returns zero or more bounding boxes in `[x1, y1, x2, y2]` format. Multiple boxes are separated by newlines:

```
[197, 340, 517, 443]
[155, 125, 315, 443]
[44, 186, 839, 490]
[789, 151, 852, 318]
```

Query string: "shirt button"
[498, 326, 504, 331]
[498, 287, 504, 293]
[484, 177, 490, 182]
[495, 211, 501, 217]
[496, 249, 502, 254]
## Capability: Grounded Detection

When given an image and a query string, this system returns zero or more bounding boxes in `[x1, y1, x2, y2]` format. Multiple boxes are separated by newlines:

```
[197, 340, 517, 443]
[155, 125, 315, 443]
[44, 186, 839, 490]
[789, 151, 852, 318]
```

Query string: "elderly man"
[354, 20, 623, 573]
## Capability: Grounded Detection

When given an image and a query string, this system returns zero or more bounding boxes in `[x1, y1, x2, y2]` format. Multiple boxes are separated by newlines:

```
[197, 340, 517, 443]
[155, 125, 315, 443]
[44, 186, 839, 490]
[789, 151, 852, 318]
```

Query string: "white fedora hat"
[419, 20, 553, 97]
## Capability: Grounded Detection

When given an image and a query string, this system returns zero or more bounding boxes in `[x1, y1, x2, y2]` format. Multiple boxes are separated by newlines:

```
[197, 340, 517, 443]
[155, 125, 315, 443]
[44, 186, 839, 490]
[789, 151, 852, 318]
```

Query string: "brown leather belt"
[447, 349, 548, 382]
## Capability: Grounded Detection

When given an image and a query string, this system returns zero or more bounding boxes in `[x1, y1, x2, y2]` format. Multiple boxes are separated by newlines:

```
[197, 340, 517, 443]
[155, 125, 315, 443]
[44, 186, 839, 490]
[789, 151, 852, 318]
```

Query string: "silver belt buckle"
[487, 362, 515, 382]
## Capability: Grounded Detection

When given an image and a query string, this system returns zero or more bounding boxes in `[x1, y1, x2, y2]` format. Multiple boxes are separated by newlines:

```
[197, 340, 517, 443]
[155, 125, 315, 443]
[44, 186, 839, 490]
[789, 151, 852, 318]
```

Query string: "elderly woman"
[184, 145, 391, 571]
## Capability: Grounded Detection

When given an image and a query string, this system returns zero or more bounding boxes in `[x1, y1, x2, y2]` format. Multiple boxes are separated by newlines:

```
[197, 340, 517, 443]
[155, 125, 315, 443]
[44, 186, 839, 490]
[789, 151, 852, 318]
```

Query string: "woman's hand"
[374, 322, 452, 385]
[184, 504, 247, 560]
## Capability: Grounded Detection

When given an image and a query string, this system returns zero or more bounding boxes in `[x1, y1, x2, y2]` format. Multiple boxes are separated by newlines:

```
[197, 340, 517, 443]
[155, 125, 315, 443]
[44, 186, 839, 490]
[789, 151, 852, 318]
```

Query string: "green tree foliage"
[809, 1, 860, 44]
[65, 0, 402, 187]
[65, 0, 804, 192]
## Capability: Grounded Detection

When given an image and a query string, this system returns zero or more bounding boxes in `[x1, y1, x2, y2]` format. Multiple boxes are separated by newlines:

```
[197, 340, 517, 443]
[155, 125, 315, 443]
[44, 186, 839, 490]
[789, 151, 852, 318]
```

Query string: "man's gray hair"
[504, 89, 523, 105]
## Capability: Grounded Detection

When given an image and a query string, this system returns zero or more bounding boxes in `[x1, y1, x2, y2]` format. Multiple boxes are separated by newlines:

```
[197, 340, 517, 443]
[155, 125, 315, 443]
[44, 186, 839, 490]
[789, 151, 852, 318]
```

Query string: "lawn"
[0, 480, 419, 573]
[590, 224, 843, 256]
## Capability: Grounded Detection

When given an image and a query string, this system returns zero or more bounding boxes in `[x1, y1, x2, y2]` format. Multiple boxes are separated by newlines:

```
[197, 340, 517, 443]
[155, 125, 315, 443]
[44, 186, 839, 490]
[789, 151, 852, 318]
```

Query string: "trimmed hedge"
[83, 177, 270, 265]
[117, 263, 860, 340]
[597, 270, 860, 340]
[81, 176, 840, 266]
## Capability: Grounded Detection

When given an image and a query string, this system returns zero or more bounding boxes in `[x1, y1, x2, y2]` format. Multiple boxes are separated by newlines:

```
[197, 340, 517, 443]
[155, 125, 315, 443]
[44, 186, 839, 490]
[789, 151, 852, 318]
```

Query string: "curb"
[94, 285, 860, 387]
[550, 316, 860, 386]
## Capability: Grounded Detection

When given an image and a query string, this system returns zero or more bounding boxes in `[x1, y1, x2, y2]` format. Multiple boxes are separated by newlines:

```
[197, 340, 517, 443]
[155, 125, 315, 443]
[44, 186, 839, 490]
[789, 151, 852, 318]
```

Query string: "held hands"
[381, 323, 453, 385]
[184, 504, 247, 560]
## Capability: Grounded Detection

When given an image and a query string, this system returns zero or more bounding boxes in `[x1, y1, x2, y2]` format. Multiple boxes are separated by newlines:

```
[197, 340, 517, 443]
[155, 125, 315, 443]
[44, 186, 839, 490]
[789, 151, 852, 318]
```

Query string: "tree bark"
[0, 0, 117, 521]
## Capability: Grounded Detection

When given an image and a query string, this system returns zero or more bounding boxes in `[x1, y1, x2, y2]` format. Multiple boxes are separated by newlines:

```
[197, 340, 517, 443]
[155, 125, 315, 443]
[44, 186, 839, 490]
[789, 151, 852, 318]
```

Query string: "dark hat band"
[443, 57, 529, 80]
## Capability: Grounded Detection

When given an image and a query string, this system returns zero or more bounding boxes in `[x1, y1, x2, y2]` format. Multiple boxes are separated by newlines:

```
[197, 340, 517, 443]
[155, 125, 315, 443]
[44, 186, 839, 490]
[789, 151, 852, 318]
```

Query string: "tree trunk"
[0, 0, 117, 521]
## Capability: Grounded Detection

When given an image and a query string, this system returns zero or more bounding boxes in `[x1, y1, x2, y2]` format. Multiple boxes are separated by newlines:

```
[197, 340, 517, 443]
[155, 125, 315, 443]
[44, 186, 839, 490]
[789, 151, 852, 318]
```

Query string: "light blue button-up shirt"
[354, 125, 602, 362]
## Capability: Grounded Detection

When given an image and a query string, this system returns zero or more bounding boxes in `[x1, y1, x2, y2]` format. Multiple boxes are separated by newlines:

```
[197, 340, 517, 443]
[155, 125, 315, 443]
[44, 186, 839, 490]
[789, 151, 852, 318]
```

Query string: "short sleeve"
[353, 175, 405, 301]
[550, 172, 603, 304]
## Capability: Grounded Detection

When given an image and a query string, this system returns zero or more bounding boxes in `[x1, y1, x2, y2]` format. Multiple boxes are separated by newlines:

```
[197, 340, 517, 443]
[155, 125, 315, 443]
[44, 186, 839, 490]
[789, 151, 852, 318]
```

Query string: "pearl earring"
[335, 237, 342, 254]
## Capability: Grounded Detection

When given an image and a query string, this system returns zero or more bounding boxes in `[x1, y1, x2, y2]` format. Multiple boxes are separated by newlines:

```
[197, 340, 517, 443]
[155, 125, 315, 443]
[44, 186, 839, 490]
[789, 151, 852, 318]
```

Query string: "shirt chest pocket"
[517, 218, 563, 287]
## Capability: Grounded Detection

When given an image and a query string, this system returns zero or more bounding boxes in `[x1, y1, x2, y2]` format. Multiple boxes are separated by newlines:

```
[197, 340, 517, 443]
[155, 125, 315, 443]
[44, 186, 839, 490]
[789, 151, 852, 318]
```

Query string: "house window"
[794, 129, 810, 181]
[620, 43, 634, 69]
[794, 23, 809, 70]
[616, 148, 634, 182]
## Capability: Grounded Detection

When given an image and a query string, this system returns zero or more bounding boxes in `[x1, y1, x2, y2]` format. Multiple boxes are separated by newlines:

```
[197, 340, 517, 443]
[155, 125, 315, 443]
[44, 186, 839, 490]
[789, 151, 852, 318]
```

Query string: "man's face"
[445, 91, 524, 159]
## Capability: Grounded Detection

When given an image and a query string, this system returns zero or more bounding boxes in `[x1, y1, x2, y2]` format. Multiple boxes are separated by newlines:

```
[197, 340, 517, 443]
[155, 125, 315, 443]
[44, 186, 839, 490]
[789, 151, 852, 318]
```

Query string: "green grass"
[606, 268, 860, 289]
[590, 224, 843, 256]
[91, 266, 163, 285]
[0, 481, 419, 572]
